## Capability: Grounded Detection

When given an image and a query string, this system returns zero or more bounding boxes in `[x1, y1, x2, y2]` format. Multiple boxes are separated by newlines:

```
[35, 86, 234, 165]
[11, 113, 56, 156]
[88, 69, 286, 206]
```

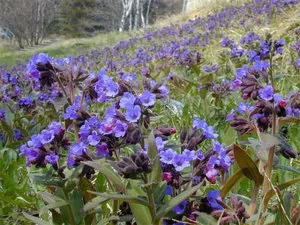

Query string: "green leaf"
[97, 215, 120, 225]
[195, 212, 218, 225]
[274, 164, 300, 174]
[156, 181, 203, 220]
[127, 180, 152, 225]
[220, 169, 243, 198]
[248, 133, 281, 164]
[83, 196, 108, 212]
[22, 212, 52, 225]
[263, 177, 300, 208]
[78, 177, 96, 224]
[88, 192, 149, 206]
[233, 144, 263, 185]
[40, 200, 69, 215]
[82, 160, 126, 192]
[1, 120, 14, 137]
[69, 188, 84, 224]
[147, 131, 162, 184]
[30, 174, 62, 186]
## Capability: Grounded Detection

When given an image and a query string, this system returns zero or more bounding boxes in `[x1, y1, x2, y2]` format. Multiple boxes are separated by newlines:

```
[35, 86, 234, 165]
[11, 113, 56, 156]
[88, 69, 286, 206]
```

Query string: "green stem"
[143, 175, 157, 225]
[248, 182, 259, 215]
[258, 52, 278, 224]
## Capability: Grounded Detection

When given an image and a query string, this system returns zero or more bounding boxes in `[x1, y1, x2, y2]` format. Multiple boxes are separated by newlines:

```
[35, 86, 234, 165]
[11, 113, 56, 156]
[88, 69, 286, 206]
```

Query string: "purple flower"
[202, 125, 218, 139]
[139, 90, 156, 107]
[237, 102, 254, 114]
[213, 140, 226, 153]
[226, 109, 236, 121]
[28, 134, 43, 148]
[173, 154, 190, 171]
[0, 109, 5, 121]
[160, 148, 176, 164]
[259, 85, 274, 101]
[207, 190, 223, 210]
[120, 92, 136, 108]
[96, 143, 109, 157]
[18, 97, 33, 106]
[125, 105, 141, 123]
[64, 103, 79, 120]
[67, 155, 77, 167]
[164, 185, 173, 195]
[99, 118, 115, 135]
[155, 137, 165, 151]
[182, 149, 196, 161]
[20, 145, 40, 166]
[196, 150, 205, 160]
[173, 200, 187, 215]
[296, 58, 300, 69]
[13, 128, 23, 140]
[114, 120, 128, 137]
[48, 121, 62, 135]
[40, 129, 55, 145]
[87, 131, 101, 146]
[158, 85, 170, 97]
[45, 153, 59, 165]
[193, 117, 207, 130]
[69, 142, 88, 156]
[253, 60, 270, 71]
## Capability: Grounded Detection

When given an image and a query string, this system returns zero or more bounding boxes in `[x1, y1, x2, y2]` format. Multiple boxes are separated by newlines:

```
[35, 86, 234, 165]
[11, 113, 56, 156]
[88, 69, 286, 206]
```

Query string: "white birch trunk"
[182, 0, 188, 13]
[140, 0, 145, 29]
[134, 0, 140, 30]
[145, 0, 152, 27]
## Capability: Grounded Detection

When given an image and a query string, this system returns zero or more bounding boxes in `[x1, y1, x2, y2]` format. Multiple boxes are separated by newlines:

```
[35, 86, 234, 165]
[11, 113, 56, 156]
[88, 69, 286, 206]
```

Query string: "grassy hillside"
[0, 0, 250, 67]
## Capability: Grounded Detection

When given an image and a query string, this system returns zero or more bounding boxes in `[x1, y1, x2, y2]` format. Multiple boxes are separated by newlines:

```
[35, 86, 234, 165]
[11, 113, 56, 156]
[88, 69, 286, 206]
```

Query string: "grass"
[0, 0, 249, 67]
[0, 0, 298, 67]
[0, 31, 133, 66]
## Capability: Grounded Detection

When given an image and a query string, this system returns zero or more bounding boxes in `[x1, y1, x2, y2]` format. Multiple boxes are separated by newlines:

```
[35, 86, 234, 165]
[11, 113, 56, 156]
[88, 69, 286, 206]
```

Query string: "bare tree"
[0, 0, 55, 48]
[182, 0, 188, 12]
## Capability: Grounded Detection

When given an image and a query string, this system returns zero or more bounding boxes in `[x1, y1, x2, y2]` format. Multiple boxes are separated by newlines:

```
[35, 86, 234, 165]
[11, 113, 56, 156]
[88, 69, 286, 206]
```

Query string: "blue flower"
[40, 129, 55, 145]
[64, 103, 79, 120]
[140, 90, 156, 107]
[173, 154, 190, 171]
[18, 97, 33, 106]
[193, 117, 207, 130]
[296, 58, 300, 69]
[125, 105, 141, 123]
[87, 131, 101, 146]
[207, 190, 223, 210]
[96, 143, 109, 157]
[253, 60, 270, 71]
[160, 148, 176, 164]
[99, 118, 115, 135]
[69, 142, 88, 156]
[120, 92, 136, 108]
[182, 149, 196, 161]
[259, 85, 274, 101]
[28, 134, 43, 148]
[48, 121, 62, 135]
[164, 185, 173, 196]
[202, 125, 218, 139]
[114, 120, 128, 137]
[0, 109, 5, 121]
[226, 109, 236, 121]
[13, 128, 23, 140]
[45, 153, 59, 165]
[237, 102, 254, 114]
[173, 200, 187, 215]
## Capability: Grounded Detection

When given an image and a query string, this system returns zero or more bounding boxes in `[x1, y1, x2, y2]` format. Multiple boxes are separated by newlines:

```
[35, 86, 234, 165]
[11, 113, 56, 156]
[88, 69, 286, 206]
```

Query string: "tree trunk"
[140, 0, 145, 29]
[134, 0, 140, 30]
[182, 0, 188, 13]
[145, 0, 152, 27]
